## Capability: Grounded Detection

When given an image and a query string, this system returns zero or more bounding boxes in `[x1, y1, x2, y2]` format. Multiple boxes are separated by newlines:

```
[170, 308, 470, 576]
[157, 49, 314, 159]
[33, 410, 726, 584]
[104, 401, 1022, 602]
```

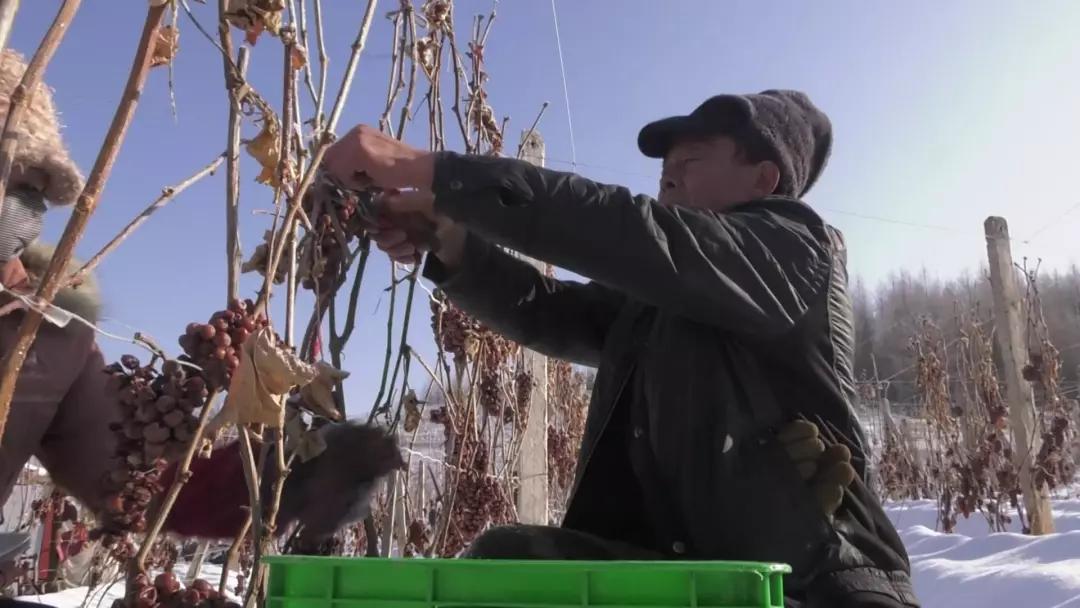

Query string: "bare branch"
[395, 5, 419, 140]
[256, 0, 380, 314]
[327, 0, 380, 134]
[135, 390, 221, 569]
[69, 154, 225, 285]
[378, 9, 404, 137]
[222, 11, 249, 304]
[279, 28, 299, 344]
[312, 0, 329, 126]
[517, 102, 549, 159]
[218, 515, 251, 596]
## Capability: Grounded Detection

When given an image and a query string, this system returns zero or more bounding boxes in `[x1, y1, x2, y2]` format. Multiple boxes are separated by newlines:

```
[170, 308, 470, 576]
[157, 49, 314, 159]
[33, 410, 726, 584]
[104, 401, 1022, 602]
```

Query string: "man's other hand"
[323, 124, 435, 191]
[777, 419, 857, 517]
[370, 191, 466, 268]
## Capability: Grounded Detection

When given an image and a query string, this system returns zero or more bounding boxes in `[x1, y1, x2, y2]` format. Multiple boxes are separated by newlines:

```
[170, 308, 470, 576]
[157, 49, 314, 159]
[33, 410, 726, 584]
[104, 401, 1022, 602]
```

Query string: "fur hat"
[0, 49, 84, 205]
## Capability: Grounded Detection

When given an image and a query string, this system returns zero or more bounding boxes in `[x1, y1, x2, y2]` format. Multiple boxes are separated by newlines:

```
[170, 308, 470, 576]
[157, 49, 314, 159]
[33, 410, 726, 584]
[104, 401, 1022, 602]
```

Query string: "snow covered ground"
[884, 489, 1080, 607]
[12, 490, 1080, 607]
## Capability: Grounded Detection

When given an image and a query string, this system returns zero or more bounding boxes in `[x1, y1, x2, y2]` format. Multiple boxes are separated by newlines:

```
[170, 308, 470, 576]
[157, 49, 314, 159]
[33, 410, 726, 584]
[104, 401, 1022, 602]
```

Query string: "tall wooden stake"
[984, 216, 1055, 534]
[515, 130, 549, 525]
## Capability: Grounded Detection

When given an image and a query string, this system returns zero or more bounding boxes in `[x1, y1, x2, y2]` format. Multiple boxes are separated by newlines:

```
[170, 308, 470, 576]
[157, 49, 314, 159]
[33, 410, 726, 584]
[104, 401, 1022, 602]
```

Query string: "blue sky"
[9, 1, 1080, 417]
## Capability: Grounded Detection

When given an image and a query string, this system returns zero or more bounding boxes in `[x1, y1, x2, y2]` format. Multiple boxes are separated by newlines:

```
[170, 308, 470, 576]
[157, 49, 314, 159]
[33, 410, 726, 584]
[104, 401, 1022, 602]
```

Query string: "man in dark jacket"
[324, 90, 919, 607]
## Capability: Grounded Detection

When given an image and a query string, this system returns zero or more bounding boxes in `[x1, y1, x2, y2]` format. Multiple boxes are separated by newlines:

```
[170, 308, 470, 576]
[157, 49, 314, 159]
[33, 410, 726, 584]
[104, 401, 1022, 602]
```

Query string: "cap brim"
[637, 114, 714, 159]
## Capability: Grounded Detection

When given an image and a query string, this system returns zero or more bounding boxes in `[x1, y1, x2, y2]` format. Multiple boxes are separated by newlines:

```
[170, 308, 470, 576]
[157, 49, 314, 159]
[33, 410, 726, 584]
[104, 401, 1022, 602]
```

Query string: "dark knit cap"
[637, 90, 832, 198]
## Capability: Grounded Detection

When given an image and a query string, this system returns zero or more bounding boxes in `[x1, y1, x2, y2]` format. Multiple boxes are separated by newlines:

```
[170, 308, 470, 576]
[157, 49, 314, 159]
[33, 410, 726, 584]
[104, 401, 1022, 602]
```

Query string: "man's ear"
[753, 161, 781, 198]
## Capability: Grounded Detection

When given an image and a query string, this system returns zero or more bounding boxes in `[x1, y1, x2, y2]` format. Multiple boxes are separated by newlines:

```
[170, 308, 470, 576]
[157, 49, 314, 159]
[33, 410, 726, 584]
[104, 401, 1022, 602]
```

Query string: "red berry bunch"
[117, 572, 239, 608]
[106, 356, 210, 465]
[178, 299, 268, 391]
[301, 184, 367, 295]
[96, 355, 209, 559]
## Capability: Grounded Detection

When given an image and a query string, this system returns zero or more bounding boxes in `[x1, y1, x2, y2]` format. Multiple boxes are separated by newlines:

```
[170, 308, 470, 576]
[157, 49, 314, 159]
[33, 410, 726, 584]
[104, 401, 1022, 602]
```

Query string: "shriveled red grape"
[156, 572, 181, 596]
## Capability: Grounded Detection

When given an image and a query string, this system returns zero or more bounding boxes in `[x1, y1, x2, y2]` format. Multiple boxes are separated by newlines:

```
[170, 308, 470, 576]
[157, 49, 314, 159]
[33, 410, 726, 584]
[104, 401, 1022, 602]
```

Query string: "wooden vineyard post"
[515, 130, 550, 525]
[984, 216, 1055, 534]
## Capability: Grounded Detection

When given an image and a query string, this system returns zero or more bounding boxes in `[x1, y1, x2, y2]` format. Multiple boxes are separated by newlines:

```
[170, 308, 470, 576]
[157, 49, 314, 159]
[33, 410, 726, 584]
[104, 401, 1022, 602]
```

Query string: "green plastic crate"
[265, 555, 790, 608]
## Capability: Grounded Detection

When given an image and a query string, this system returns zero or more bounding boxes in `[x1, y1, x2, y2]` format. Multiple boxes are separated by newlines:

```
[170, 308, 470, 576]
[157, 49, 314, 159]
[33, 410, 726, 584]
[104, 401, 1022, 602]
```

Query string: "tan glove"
[777, 419, 856, 517]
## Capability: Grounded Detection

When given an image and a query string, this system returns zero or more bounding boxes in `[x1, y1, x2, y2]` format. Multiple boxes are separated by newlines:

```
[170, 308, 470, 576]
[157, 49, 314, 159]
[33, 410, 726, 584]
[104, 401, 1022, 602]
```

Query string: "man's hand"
[323, 124, 435, 191]
[369, 191, 467, 269]
[777, 419, 857, 517]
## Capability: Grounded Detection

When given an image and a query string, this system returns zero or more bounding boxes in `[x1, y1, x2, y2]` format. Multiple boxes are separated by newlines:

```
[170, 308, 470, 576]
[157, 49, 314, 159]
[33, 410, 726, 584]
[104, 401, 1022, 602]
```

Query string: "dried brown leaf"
[224, 0, 286, 43]
[291, 45, 308, 71]
[151, 25, 179, 68]
[253, 327, 318, 394]
[298, 361, 348, 421]
[245, 21, 266, 46]
[245, 116, 282, 187]
[217, 327, 317, 429]
[241, 230, 288, 283]
[402, 389, 424, 433]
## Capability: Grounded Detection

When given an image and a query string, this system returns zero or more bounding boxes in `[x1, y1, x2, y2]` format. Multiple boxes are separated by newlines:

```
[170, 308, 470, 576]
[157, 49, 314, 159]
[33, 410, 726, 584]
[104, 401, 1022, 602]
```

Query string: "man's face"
[658, 135, 777, 211]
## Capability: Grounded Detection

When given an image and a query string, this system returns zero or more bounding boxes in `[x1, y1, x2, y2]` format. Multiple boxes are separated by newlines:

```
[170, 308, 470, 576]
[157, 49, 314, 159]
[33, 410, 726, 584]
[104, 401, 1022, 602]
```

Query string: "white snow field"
[884, 490, 1080, 607]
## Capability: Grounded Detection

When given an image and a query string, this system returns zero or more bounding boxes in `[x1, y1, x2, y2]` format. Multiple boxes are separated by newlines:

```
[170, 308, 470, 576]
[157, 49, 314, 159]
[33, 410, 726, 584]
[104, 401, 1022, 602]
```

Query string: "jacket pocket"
[714, 431, 840, 588]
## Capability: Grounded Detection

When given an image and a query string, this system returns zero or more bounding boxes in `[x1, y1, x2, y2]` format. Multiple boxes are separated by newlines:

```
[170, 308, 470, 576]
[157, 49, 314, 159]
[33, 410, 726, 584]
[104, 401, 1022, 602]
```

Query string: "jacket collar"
[0, 243, 101, 324]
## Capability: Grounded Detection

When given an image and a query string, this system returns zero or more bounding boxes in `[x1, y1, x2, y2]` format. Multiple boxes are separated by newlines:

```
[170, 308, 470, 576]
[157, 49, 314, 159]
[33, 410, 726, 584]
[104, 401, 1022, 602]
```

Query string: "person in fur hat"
[0, 48, 402, 592]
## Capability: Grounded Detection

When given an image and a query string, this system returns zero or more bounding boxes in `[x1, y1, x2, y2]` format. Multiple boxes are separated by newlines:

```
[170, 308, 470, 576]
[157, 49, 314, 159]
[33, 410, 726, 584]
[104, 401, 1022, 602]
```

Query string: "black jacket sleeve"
[430, 151, 833, 336]
[423, 231, 624, 368]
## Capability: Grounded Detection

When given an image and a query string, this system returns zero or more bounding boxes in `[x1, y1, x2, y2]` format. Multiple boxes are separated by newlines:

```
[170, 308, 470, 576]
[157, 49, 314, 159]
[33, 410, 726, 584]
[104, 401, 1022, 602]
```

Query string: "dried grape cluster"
[117, 572, 239, 608]
[96, 355, 209, 557]
[431, 293, 480, 361]
[948, 429, 1019, 532]
[478, 333, 516, 420]
[107, 356, 210, 465]
[547, 425, 575, 496]
[512, 369, 533, 427]
[1035, 413, 1074, 491]
[178, 298, 268, 391]
[404, 519, 432, 557]
[298, 182, 369, 295]
[432, 293, 523, 422]
[1022, 275, 1077, 514]
[546, 360, 590, 517]
[1024, 343, 1077, 493]
[439, 439, 511, 557]
[875, 427, 930, 502]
